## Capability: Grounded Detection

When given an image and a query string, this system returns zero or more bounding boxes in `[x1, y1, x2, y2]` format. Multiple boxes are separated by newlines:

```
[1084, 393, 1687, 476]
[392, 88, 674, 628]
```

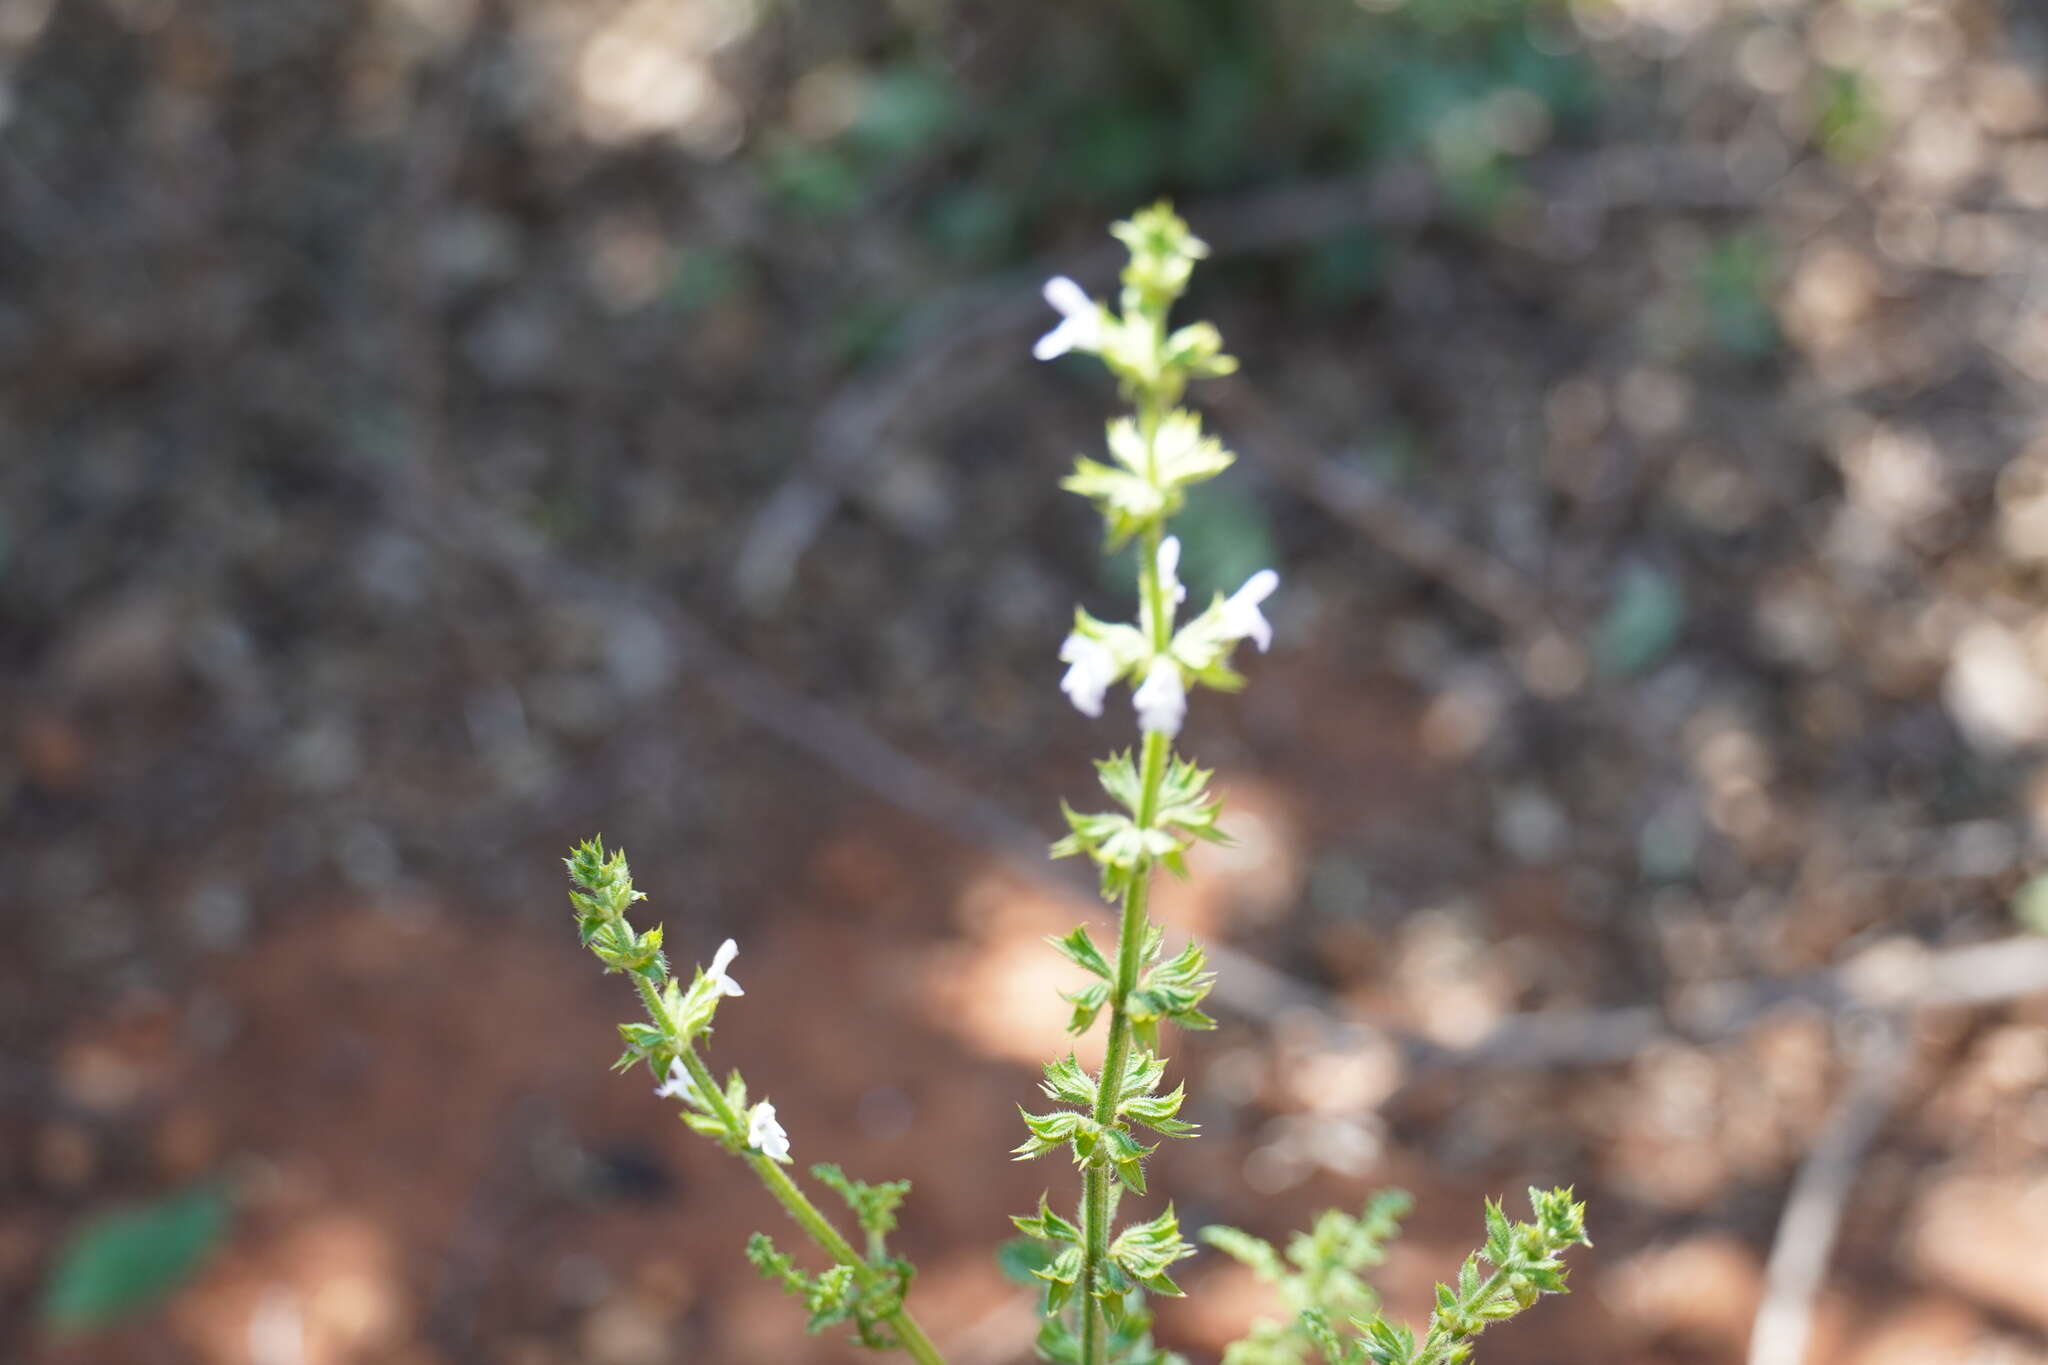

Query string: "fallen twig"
[1746, 1013, 1910, 1365]
[377, 466, 2048, 1073]
[1211, 385, 1563, 639]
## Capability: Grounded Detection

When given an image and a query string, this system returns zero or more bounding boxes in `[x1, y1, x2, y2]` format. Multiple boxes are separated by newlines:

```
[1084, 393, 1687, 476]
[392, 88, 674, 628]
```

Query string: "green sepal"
[1482, 1198, 1513, 1268]
[1121, 1083, 1196, 1138]
[1062, 980, 1110, 1035]
[1529, 1186, 1591, 1248]
[1128, 941, 1217, 1040]
[1040, 1054, 1099, 1108]
[614, 1020, 666, 1068]
[1012, 1107, 1089, 1160]
[1051, 806, 1179, 898]
[1122, 1050, 1167, 1097]
[1011, 1193, 1082, 1245]
[1110, 1204, 1195, 1297]
[1063, 457, 1172, 549]
[1152, 756, 1231, 846]
[1035, 1245, 1085, 1315]
[1095, 749, 1143, 815]
[1047, 926, 1112, 980]
[1355, 1315, 1417, 1365]
[681, 1109, 731, 1143]
[1143, 409, 1235, 493]
[1065, 608, 1150, 676]
[1163, 322, 1238, 381]
[1099, 1126, 1154, 1194]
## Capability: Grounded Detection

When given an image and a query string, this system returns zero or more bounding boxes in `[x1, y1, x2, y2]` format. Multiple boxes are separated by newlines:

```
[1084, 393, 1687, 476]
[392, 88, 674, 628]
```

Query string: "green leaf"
[810, 1163, 911, 1240]
[1301, 1307, 1361, 1365]
[1594, 564, 1684, 675]
[1201, 1225, 1286, 1284]
[42, 1184, 231, 1332]
[998, 1236, 1057, 1285]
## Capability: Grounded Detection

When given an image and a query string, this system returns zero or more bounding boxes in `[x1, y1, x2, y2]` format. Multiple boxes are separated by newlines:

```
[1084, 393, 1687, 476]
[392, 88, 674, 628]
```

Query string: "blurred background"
[8, 0, 2048, 1361]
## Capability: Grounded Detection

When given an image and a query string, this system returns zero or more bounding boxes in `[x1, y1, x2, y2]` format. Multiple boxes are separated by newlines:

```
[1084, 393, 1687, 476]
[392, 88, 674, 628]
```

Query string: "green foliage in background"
[1593, 564, 1684, 676]
[1204, 1190, 1412, 1365]
[41, 1183, 231, 1333]
[1698, 230, 1779, 361]
[757, 0, 1599, 259]
[1305, 1189, 1590, 1365]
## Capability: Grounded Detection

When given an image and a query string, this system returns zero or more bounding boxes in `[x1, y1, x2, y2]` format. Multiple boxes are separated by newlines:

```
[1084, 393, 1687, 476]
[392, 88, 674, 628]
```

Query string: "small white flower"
[1033, 276, 1104, 361]
[1221, 569, 1280, 652]
[1157, 536, 1187, 609]
[747, 1100, 790, 1161]
[1133, 655, 1186, 736]
[653, 1059, 700, 1104]
[706, 937, 743, 997]
[1059, 632, 1118, 718]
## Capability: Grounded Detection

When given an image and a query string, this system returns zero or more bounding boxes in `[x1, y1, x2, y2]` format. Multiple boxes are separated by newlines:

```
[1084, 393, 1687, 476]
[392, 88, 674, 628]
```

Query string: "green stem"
[635, 977, 947, 1365]
[1079, 1163, 1108, 1364]
[1078, 734, 1171, 1365]
[1415, 1266, 1512, 1365]
[1078, 357, 1181, 1365]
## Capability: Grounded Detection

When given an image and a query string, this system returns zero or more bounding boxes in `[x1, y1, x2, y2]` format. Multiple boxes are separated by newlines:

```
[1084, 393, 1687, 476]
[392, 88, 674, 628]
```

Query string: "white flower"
[1221, 569, 1280, 652]
[653, 1058, 700, 1104]
[1059, 632, 1118, 718]
[705, 937, 743, 997]
[1133, 655, 1186, 736]
[747, 1100, 790, 1161]
[1157, 536, 1187, 609]
[1033, 276, 1104, 361]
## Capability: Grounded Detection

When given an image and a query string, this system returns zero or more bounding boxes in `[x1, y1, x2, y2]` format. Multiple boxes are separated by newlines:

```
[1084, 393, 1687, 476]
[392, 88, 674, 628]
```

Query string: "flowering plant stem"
[628, 979, 948, 1365]
[558, 203, 1585, 1365]
[566, 839, 945, 1363]
[1080, 519, 1172, 1365]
